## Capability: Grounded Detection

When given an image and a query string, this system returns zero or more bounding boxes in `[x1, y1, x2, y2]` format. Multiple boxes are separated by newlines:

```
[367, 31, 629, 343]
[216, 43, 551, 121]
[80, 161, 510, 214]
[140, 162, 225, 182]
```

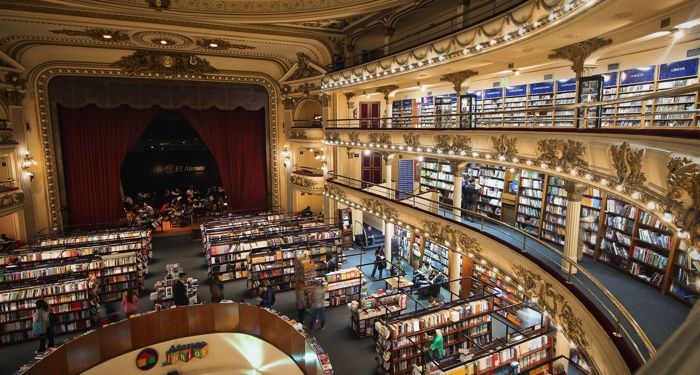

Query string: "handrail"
[325, 82, 700, 130]
[325, 173, 656, 370]
[15, 303, 328, 375]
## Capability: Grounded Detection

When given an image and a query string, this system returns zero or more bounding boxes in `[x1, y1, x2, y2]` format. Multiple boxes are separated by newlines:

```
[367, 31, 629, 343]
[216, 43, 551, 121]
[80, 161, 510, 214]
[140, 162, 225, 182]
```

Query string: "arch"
[293, 97, 323, 126]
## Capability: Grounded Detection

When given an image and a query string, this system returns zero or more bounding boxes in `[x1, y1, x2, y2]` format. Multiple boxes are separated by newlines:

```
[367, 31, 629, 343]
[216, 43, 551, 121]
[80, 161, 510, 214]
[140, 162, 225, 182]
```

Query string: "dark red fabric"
[58, 105, 159, 225]
[180, 107, 269, 210]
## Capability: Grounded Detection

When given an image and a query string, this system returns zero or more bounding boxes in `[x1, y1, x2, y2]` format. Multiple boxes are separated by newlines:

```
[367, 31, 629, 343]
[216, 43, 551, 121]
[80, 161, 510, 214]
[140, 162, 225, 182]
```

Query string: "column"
[384, 221, 393, 269]
[448, 250, 462, 299]
[284, 147, 293, 212]
[4, 89, 36, 239]
[562, 183, 587, 273]
[383, 153, 394, 195]
[449, 160, 465, 220]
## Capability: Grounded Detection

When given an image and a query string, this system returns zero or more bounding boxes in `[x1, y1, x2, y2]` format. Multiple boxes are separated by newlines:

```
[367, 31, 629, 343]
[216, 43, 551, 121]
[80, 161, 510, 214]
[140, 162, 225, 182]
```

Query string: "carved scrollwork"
[282, 97, 296, 111]
[195, 38, 255, 50]
[375, 84, 400, 102]
[491, 135, 518, 160]
[403, 133, 421, 149]
[665, 157, 700, 250]
[324, 184, 346, 200]
[419, 220, 482, 254]
[0, 191, 25, 215]
[360, 198, 398, 221]
[440, 70, 479, 94]
[112, 50, 217, 77]
[536, 139, 589, 173]
[290, 175, 316, 189]
[51, 28, 130, 41]
[348, 131, 361, 144]
[325, 131, 340, 142]
[609, 142, 646, 191]
[513, 264, 590, 351]
[434, 134, 472, 154]
[368, 133, 392, 147]
[548, 37, 613, 78]
[289, 129, 308, 140]
[289, 53, 324, 81]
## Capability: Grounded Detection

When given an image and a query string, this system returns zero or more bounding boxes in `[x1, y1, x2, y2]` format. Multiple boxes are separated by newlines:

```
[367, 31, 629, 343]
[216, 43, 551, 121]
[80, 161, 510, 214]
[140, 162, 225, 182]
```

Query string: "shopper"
[427, 329, 444, 360]
[308, 281, 326, 331]
[413, 261, 432, 284]
[173, 272, 190, 306]
[464, 179, 479, 213]
[209, 274, 224, 303]
[32, 299, 54, 354]
[295, 287, 307, 324]
[121, 290, 139, 318]
[326, 254, 338, 273]
[259, 285, 276, 308]
[428, 296, 439, 307]
[371, 246, 386, 279]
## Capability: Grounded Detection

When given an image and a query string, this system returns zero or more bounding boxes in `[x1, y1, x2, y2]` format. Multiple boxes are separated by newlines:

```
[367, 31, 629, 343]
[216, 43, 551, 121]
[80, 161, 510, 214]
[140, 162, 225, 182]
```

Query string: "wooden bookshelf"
[350, 292, 407, 339]
[469, 164, 506, 220]
[322, 268, 365, 307]
[376, 299, 492, 374]
[541, 176, 568, 247]
[420, 159, 455, 205]
[515, 170, 545, 237]
[599, 195, 637, 271]
[580, 187, 604, 257]
[669, 240, 699, 305]
[472, 261, 524, 328]
[423, 240, 450, 278]
[554, 79, 577, 127]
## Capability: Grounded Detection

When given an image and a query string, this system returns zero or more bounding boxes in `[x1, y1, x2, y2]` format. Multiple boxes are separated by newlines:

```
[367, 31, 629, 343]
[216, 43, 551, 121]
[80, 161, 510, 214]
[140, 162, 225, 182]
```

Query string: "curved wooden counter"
[20, 303, 326, 375]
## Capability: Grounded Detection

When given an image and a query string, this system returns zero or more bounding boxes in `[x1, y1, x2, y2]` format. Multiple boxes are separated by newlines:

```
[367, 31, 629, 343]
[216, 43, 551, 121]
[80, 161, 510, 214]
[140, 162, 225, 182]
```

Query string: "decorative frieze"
[419, 220, 482, 254]
[665, 157, 700, 249]
[491, 135, 518, 160]
[609, 142, 646, 191]
[348, 131, 360, 144]
[289, 129, 309, 140]
[51, 28, 130, 42]
[195, 38, 255, 50]
[290, 175, 317, 190]
[0, 190, 25, 216]
[536, 139, 589, 173]
[548, 37, 613, 78]
[324, 184, 346, 201]
[368, 133, 392, 147]
[112, 50, 217, 77]
[434, 134, 472, 154]
[361, 198, 399, 221]
[402, 133, 421, 149]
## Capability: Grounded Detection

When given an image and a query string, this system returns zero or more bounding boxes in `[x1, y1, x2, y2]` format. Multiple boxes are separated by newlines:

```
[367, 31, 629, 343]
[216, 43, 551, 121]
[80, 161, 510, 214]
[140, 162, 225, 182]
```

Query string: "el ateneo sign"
[163, 164, 206, 175]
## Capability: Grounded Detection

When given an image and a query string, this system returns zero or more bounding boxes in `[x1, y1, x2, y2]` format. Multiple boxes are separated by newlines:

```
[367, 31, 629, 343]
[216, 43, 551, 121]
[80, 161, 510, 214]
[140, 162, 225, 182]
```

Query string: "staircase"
[353, 224, 385, 253]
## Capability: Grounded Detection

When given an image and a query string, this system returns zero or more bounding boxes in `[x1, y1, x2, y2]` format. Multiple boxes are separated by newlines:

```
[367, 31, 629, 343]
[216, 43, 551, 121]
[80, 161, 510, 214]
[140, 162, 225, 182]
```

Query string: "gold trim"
[112, 50, 217, 76]
[420, 219, 482, 254]
[665, 157, 700, 249]
[536, 138, 589, 173]
[609, 142, 646, 191]
[491, 135, 518, 160]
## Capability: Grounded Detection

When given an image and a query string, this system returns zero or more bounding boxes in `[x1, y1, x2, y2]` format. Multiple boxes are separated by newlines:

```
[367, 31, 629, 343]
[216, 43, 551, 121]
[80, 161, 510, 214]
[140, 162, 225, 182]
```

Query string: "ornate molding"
[348, 131, 360, 144]
[440, 70, 479, 94]
[610, 142, 646, 191]
[290, 175, 318, 190]
[146, 0, 171, 11]
[195, 38, 256, 50]
[375, 84, 399, 102]
[319, 93, 329, 108]
[282, 97, 296, 110]
[33, 65, 280, 230]
[112, 50, 217, 77]
[419, 220, 482, 254]
[50, 27, 130, 42]
[665, 157, 700, 249]
[289, 129, 309, 140]
[0, 72, 27, 107]
[325, 131, 340, 142]
[368, 133, 392, 147]
[548, 37, 613, 78]
[536, 139, 589, 173]
[491, 135, 518, 160]
[513, 264, 590, 351]
[0, 190, 25, 216]
[324, 184, 346, 201]
[564, 182, 588, 202]
[434, 134, 472, 155]
[344, 93, 356, 109]
[288, 53, 323, 81]
[360, 198, 398, 221]
[402, 132, 421, 149]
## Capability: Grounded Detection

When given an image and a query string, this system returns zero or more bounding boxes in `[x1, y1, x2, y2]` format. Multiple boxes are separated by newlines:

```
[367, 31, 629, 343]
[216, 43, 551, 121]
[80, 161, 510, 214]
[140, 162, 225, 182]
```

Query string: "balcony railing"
[326, 173, 656, 372]
[326, 82, 700, 132]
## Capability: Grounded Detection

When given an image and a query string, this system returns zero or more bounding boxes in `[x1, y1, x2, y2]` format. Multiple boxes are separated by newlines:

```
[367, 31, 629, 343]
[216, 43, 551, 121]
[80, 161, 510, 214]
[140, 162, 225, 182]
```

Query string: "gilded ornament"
[289, 129, 308, 140]
[324, 184, 346, 200]
[368, 133, 392, 147]
[195, 38, 255, 50]
[325, 131, 340, 142]
[434, 134, 472, 154]
[536, 139, 589, 173]
[548, 37, 613, 78]
[665, 157, 700, 249]
[344, 93, 356, 109]
[609, 142, 646, 191]
[50, 28, 130, 42]
[146, 0, 171, 11]
[440, 70, 479, 94]
[403, 133, 421, 149]
[348, 131, 361, 144]
[360, 198, 398, 221]
[375, 85, 400, 102]
[491, 135, 518, 159]
[0, 190, 25, 215]
[290, 175, 317, 189]
[112, 50, 217, 77]
[289, 53, 324, 81]
[419, 220, 482, 254]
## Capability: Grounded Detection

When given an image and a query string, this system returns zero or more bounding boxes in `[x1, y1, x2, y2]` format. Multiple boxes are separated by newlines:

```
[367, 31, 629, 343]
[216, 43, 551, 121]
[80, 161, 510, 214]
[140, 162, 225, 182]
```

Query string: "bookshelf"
[580, 187, 604, 257]
[615, 66, 656, 127]
[503, 85, 527, 126]
[322, 268, 365, 307]
[599, 195, 637, 270]
[150, 263, 198, 310]
[515, 170, 545, 237]
[480, 88, 504, 126]
[247, 249, 296, 295]
[396, 227, 411, 262]
[420, 96, 435, 127]
[435, 94, 457, 128]
[554, 79, 577, 127]
[651, 58, 698, 127]
[600, 72, 619, 127]
[472, 262, 524, 328]
[460, 332, 554, 375]
[630, 211, 672, 288]
[669, 240, 699, 305]
[420, 159, 454, 205]
[98, 251, 141, 302]
[0, 278, 98, 345]
[473, 164, 506, 220]
[541, 176, 568, 247]
[392, 99, 417, 127]
[376, 299, 492, 374]
[350, 291, 408, 338]
[423, 240, 450, 278]
[205, 223, 340, 281]
[528, 81, 555, 127]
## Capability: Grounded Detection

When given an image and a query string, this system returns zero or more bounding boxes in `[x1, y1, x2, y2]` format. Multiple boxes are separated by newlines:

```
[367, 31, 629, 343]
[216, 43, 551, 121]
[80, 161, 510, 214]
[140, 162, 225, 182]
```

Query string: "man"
[370, 247, 385, 279]
[463, 178, 479, 213]
[308, 282, 326, 331]
[412, 261, 432, 284]
[326, 255, 338, 273]
[209, 275, 224, 303]
[259, 285, 275, 308]
[173, 272, 189, 306]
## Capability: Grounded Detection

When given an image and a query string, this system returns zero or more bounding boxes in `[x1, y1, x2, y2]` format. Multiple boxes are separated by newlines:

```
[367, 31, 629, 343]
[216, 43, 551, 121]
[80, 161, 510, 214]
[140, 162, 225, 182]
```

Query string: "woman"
[32, 299, 54, 354]
[209, 275, 224, 303]
[122, 290, 139, 318]
[370, 246, 385, 279]
[427, 329, 444, 360]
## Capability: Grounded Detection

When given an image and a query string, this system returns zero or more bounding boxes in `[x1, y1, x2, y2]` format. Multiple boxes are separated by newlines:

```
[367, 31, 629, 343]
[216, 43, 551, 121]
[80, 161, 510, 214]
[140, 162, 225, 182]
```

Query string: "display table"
[384, 276, 413, 289]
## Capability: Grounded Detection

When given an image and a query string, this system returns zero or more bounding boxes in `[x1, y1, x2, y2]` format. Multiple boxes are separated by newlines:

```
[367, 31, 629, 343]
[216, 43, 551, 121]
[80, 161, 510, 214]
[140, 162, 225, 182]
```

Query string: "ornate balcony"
[0, 188, 24, 217]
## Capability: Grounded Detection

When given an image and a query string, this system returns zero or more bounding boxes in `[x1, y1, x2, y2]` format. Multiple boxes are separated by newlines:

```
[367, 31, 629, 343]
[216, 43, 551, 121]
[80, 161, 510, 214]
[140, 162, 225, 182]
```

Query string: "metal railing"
[326, 173, 656, 370]
[326, 82, 700, 131]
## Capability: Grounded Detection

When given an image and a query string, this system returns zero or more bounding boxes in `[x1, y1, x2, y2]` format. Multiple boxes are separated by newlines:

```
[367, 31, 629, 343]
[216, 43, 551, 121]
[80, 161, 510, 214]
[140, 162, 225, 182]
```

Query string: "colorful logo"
[162, 342, 209, 366]
[135, 348, 158, 371]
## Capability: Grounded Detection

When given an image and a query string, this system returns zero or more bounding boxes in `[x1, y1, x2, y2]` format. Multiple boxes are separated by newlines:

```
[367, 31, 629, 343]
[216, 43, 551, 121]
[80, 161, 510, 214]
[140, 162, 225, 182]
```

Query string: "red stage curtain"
[58, 105, 159, 225]
[181, 107, 269, 210]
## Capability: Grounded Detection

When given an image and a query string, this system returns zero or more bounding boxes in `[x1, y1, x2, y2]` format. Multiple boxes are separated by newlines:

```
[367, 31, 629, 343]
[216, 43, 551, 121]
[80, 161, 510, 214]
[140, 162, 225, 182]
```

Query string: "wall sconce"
[281, 146, 291, 168]
[22, 153, 38, 169]
[24, 172, 34, 181]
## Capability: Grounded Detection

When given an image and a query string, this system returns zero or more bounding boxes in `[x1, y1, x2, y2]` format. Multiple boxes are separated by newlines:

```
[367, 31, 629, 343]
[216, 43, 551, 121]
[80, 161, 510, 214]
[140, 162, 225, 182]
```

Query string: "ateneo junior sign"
[163, 164, 206, 175]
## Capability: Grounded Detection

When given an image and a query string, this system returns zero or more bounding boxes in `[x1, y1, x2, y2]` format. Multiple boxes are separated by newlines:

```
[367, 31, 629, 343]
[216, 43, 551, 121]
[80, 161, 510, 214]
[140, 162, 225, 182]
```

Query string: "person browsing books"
[173, 272, 190, 306]
[259, 285, 276, 308]
[209, 274, 224, 303]
[121, 290, 139, 317]
[427, 329, 444, 360]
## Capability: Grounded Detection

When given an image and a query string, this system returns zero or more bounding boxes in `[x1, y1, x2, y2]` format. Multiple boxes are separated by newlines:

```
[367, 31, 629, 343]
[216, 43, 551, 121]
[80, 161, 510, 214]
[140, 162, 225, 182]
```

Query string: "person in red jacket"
[122, 290, 139, 318]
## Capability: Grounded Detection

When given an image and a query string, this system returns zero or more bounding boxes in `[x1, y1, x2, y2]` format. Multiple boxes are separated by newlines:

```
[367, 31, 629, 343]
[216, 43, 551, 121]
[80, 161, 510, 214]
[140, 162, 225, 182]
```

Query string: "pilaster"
[563, 182, 587, 273]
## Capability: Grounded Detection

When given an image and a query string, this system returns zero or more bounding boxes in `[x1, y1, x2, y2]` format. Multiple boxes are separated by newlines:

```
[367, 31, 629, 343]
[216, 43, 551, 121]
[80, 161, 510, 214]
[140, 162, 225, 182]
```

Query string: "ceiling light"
[209, 42, 218, 48]
[662, 212, 673, 222]
[646, 201, 656, 210]
[160, 39, 168, 45]
[673, 29, 685, 39]
[102, 34, 113, 39]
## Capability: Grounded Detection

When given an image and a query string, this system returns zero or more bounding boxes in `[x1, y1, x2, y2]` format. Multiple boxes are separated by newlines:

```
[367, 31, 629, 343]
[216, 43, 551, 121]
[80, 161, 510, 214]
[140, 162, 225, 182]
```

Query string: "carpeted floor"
[0, 228, 691, 374]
